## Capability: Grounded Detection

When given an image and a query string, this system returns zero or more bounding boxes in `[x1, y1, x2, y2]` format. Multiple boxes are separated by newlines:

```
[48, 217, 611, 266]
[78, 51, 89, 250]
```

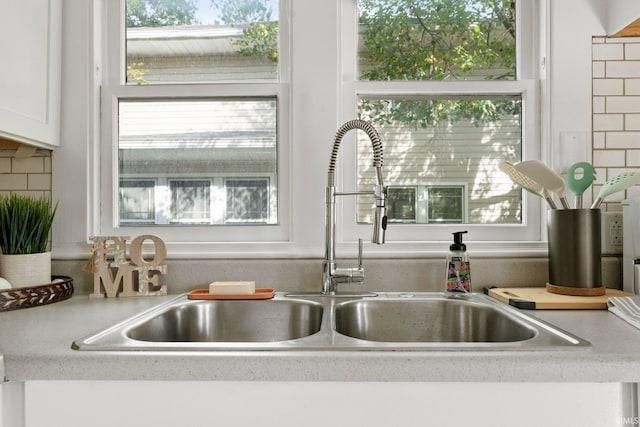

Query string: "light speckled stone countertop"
[2, 293, 640, 383]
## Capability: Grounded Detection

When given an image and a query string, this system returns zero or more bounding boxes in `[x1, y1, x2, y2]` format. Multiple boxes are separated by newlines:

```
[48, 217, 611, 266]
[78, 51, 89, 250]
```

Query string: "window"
[342, 0, 540, 242]
[357, 0, 517, 82]
[170, 180, 211, 224]
[385, 185, 467, 224]
[119, 179, 155, 224]
[100, 0, 288, 243]
[427, 186, 465, 224]
[224, 178, 270, 223]
[125, 0, 279, 84]
[387, 187, 416, 223]
[357, 95, 522, 225]
[117, 98, 278, 226]
[93, 1, 543, 256]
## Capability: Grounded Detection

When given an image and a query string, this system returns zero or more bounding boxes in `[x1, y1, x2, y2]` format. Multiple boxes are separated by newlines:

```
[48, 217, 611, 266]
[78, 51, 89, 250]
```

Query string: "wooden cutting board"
[485, 287, 635, 310]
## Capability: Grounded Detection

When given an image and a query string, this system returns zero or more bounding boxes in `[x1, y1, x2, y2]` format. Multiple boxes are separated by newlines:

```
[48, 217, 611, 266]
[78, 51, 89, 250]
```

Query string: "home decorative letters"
[84, 235, 168, 298]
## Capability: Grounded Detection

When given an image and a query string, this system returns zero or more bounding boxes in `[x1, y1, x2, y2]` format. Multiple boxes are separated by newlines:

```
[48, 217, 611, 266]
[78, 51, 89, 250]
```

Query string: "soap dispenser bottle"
[445, 231, 471, 295]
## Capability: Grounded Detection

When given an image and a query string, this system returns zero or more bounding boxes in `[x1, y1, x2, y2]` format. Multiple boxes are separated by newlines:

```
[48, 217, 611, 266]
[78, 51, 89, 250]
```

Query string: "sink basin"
[334, 298, 535, 343]
[73, 292, 589, 351]
[73, 297, 325, 351]
[127, 299, 323, 343]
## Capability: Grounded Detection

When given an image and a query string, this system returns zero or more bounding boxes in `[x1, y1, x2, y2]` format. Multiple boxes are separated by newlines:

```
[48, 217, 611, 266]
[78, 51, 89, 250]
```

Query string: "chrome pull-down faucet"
[322, 120, 387, 295]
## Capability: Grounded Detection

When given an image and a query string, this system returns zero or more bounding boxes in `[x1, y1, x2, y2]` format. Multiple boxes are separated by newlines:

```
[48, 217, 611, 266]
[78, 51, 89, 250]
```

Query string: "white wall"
[547, 0, 606, 191]
[52, 0, 95, 257]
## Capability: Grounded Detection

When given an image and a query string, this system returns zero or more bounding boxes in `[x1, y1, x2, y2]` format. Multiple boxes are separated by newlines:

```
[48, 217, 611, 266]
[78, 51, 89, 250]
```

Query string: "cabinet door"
[0, 0, 61, 148]
[22, 381, 632, 427]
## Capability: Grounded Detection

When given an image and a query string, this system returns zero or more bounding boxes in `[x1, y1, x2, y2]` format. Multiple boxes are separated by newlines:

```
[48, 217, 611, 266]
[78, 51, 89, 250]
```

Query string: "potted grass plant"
[0, 194, 58, 288]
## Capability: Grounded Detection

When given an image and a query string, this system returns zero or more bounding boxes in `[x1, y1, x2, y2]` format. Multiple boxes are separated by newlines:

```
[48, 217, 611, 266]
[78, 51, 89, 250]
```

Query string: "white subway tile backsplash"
[593, 132, 606, 149]
[593, 149, 625, 166]
[627, 114, 640, 130]
[627, 79, 640, 95]
[627, 150, 640, 166]
[27, 174, 51, 191]
[11, 157, 44, 173]
[606, 132, 640, 149]
[593, 43, 624, 60]
[12, 157, 44, 173]
[606, 96, 640, 113]
[593, 78, 624, 95]
[0, 148, 52, 194]
[593, 114, 624, 131]
[605, 37, 640, 44]
[483, 17, 632, 216]
[626, 149, 640, 168]
[593, 96, 606, 113]
[607, 61, 640, 78]
[0, 158, 10, 173]
[0, 174, 28, 190]
[626, 43, 640, 60]
[626, 185, 640, 200]
[593, 61, 605, 78]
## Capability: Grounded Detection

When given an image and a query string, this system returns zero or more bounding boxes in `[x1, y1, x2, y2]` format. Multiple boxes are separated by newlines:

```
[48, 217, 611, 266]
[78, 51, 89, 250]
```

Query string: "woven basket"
[0, 276, 73, 312]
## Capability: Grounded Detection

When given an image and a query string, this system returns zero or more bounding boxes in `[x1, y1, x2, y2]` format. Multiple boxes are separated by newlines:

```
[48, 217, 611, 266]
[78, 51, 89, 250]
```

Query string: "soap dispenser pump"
[445, 231, 471, 295]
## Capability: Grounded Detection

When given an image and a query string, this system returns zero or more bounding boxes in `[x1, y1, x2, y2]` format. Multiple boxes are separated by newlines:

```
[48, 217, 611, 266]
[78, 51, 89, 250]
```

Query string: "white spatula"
[498, 161, 557, 209]
[513, 160, 570, 209]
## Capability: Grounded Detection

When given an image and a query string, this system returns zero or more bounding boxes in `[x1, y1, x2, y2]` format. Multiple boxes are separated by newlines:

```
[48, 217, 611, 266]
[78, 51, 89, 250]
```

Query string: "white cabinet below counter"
[2, 381, 633, 427]
[0, 0, 61, 149]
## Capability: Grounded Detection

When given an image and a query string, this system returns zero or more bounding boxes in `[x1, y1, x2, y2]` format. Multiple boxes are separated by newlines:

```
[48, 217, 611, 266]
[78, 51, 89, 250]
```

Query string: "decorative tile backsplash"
[592, 36, 640, 211]
[0, 149, 52, 198]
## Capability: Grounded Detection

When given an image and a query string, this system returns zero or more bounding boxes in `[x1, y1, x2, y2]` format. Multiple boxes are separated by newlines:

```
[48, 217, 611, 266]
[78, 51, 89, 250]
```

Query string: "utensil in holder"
[547, 209, 603, 296]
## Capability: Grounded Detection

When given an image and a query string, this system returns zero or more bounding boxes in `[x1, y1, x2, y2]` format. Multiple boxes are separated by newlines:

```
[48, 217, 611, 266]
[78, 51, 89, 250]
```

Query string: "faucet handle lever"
[358, 238, 363, 269]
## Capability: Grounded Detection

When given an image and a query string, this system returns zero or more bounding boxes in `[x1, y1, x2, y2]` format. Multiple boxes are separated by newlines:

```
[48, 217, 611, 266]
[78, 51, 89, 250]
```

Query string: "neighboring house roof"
[126, 25, 244, 57]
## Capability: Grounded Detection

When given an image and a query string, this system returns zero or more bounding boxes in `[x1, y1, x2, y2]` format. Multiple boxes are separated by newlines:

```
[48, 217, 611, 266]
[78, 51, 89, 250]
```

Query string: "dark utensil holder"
[547, 209, 603, 296]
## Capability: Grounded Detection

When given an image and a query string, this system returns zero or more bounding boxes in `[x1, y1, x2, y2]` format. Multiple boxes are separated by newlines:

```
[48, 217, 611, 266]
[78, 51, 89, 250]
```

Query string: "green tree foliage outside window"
[219, 0, 518, 126]
[125, 0, 516, 122]
[358, 0, 516, 81]
[358, 0, 517, 128]
[126, 0, 198, 27]
[212, 0, 279, 64]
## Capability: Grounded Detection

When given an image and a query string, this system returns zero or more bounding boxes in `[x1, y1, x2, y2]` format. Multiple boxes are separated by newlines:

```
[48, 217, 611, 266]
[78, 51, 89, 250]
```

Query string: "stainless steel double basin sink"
[72, 292, 589, 351]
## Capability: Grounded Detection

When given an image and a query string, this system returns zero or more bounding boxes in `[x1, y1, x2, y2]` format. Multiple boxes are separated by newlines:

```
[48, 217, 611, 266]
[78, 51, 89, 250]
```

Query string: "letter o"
[129, 234, 167, 267]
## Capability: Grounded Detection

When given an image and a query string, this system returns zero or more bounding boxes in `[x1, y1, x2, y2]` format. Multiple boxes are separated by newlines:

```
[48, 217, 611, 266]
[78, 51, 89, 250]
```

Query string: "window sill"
[51, 241, 549, 261]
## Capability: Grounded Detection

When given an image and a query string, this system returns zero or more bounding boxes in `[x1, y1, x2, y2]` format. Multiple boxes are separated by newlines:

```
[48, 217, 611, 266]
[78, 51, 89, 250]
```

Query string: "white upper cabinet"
[0, 0, 61, 148]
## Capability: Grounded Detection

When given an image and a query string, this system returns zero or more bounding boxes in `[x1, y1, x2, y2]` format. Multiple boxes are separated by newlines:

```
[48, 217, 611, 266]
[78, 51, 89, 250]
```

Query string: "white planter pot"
[0, 252, 52, 288]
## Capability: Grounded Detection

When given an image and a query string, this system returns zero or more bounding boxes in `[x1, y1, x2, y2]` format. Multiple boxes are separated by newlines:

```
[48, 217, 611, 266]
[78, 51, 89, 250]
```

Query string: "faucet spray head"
[372, 184, 387, 244]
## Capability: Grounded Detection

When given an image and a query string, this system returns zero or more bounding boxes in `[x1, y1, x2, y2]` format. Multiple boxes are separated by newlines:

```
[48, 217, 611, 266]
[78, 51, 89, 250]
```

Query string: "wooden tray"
[485, 286, 634, 310]
[187, 288, 275, 300]
[0, 276, 74, 312]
